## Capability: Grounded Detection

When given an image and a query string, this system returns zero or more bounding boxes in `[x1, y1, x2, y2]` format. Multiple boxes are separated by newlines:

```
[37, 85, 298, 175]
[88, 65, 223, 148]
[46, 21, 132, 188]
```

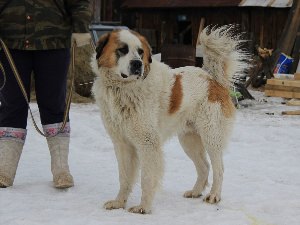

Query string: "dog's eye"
[117, 45, 129, 55]
[138, 48, 144, 55]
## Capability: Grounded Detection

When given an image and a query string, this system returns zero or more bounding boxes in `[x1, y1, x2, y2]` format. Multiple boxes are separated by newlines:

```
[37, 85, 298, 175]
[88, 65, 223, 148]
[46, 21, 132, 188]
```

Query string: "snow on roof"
[122, 0, 293, 8]
[122, 0, 242, 8]
[239, 0, 293, 7]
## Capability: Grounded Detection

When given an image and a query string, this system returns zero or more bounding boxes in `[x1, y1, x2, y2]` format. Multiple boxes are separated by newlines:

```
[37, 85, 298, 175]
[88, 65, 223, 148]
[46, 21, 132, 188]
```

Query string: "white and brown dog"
[91, 26, 248, 214]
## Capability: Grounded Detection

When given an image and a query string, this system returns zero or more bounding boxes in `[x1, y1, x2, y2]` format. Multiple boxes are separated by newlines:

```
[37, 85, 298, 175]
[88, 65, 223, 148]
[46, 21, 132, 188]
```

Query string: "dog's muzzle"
[130, 60, 143, 76]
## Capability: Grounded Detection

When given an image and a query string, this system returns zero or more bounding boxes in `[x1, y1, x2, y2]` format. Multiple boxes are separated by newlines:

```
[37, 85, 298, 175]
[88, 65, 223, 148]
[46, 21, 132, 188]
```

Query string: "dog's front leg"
[104, 141, 139, 210]
[128, 131, 164, 214]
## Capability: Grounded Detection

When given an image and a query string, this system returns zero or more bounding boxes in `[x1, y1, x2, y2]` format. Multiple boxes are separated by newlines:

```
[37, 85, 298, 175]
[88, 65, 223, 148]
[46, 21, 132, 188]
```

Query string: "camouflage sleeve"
[65, 0, 91, 33]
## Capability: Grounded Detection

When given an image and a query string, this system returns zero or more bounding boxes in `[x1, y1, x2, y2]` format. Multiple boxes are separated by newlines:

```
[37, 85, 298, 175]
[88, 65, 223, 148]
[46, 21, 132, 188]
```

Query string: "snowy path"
[0, 91, 299, 225]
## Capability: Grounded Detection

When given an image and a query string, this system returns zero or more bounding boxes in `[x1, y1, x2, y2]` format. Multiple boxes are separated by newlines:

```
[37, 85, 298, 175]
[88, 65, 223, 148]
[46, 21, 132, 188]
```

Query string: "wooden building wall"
[121, 7, 289, 53]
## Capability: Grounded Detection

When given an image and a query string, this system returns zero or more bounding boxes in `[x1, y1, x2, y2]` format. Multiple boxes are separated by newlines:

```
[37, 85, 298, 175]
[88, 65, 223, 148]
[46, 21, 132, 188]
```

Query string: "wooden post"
[291, 28, 300, 73]
[276, 1, 300, 56]
[92, 0, 101, 23]
[196, 18, 205, 46]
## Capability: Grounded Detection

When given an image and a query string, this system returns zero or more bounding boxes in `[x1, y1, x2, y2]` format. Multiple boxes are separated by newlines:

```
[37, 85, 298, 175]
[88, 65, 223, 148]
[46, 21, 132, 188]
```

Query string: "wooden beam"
[265, 84, 300, 92]
[291, 26, 300, 73]
[265, 90, 300, 98]
[282, 110, 300, 115]
[267, 79, 300, 88]
[276, 0, 300, 55]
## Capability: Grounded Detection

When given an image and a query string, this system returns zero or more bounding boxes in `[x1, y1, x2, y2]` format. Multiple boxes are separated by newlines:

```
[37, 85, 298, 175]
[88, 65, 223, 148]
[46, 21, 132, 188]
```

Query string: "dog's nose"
[131, 60, 142, 70]
[130, 60, 143, 75]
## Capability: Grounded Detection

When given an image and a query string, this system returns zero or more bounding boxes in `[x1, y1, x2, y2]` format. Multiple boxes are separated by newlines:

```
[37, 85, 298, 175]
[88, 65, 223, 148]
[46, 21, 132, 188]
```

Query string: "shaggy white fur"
[91, 25, 249, 214]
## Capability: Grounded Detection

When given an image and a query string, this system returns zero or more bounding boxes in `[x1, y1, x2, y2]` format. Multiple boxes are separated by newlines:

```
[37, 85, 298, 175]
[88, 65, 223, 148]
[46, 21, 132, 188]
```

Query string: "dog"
[91, 25, 248, 214]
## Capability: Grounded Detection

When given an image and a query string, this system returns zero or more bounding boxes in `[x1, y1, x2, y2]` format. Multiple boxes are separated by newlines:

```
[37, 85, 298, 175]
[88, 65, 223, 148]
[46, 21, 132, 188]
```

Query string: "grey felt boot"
[0, 128, 26, 187]
[44, 123, 74, 189]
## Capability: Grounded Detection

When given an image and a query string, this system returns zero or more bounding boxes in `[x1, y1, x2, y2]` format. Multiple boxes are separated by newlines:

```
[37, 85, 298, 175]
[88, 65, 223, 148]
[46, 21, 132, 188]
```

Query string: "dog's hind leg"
[197, 116, 230, 204]
[178, 132, 209, 198]
[203, 144, 224, 204]
[104, 141, 139, 210]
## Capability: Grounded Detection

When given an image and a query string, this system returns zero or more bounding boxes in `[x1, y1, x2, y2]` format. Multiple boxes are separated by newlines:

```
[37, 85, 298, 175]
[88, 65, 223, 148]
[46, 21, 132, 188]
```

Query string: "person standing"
[0, 0, 91, 188]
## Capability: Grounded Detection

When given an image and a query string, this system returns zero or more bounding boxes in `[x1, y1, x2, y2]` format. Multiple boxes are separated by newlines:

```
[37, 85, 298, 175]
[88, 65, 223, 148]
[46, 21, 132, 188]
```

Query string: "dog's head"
[95, 29, 152, 81]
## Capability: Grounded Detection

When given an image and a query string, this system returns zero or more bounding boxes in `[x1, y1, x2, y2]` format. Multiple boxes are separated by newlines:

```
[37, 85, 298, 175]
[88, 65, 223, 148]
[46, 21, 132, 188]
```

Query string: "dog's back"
[156, 26, 249, 141]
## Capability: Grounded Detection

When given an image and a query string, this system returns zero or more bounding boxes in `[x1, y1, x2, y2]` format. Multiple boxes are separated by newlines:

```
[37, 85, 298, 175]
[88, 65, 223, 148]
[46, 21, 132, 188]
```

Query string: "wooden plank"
[266, 79, 300, 88]
[287, 99, 300, 106]
[265, 84, 300, 92]
[282, 110, 300, 115]
[295, 73, 300, 80]
[265, 90, 300, 98]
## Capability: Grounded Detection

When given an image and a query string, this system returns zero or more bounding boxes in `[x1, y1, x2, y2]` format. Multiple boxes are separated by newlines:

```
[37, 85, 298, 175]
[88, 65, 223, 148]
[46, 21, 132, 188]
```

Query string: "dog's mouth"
[121, 73, 128, 78]
[120, 73, 143, 80]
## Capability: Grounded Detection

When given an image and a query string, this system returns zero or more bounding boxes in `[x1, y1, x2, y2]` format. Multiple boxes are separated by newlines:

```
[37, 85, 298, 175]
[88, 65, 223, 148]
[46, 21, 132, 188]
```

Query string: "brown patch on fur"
[223, 61, 228, 79]
[130, 31, 152, 77]
[98, 31, 119, 68]
[169, 75, 183, 114]
[208, 80, 235, 118]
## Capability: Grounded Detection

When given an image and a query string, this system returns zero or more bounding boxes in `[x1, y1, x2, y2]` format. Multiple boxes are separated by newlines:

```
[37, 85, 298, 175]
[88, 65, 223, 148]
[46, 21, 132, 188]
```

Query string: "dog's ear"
[138, 35, 152, 77]
[96, 32, 110, 59]
[148, 48, 152, 63]
[141, 36, 152, 64]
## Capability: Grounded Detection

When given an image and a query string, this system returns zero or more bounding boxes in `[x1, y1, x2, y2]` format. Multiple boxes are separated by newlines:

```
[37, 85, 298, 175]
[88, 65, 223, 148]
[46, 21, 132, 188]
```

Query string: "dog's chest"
[100, 86, 153, 129]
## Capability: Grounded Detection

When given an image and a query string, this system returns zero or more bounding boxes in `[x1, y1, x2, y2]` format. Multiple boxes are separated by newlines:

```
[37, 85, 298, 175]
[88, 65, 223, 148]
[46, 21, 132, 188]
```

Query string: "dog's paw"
[204, 193, 221, 204]
[183, 190, 202, 198]
[104, 200, 125, 210]
[128, 205, 150, 214]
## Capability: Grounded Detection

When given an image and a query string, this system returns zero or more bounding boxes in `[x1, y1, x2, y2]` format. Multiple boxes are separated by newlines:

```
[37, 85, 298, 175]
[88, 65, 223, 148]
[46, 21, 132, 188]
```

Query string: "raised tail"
[200, 25, 249, 86]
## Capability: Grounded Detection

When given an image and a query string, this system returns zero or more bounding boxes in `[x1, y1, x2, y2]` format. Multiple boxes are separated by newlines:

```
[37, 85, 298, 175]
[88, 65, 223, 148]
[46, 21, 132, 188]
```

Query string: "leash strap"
[0, 38, 75, 137]
[0, 60, 6, 90]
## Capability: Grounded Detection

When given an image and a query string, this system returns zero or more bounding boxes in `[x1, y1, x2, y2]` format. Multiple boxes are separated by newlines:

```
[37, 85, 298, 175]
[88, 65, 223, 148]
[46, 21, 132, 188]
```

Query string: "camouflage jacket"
[0, 0, 91, 50]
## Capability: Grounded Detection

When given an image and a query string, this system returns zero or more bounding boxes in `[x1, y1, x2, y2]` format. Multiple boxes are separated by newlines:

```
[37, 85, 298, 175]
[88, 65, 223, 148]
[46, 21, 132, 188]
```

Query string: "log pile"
[265, 79, 300, 99]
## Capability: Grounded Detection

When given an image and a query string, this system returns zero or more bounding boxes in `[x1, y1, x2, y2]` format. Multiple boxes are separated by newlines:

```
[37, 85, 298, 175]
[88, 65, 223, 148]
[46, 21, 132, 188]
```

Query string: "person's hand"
[72, 33, 91, 47]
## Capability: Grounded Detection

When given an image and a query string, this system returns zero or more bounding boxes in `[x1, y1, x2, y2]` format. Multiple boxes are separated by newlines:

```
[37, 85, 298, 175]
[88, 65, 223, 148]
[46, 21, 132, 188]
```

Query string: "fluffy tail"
[200, 25, 249, 86]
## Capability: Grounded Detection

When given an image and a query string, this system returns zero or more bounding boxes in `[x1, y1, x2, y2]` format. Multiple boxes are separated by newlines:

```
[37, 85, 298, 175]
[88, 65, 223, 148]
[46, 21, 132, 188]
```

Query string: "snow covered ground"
[1, 91, 299, 225]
